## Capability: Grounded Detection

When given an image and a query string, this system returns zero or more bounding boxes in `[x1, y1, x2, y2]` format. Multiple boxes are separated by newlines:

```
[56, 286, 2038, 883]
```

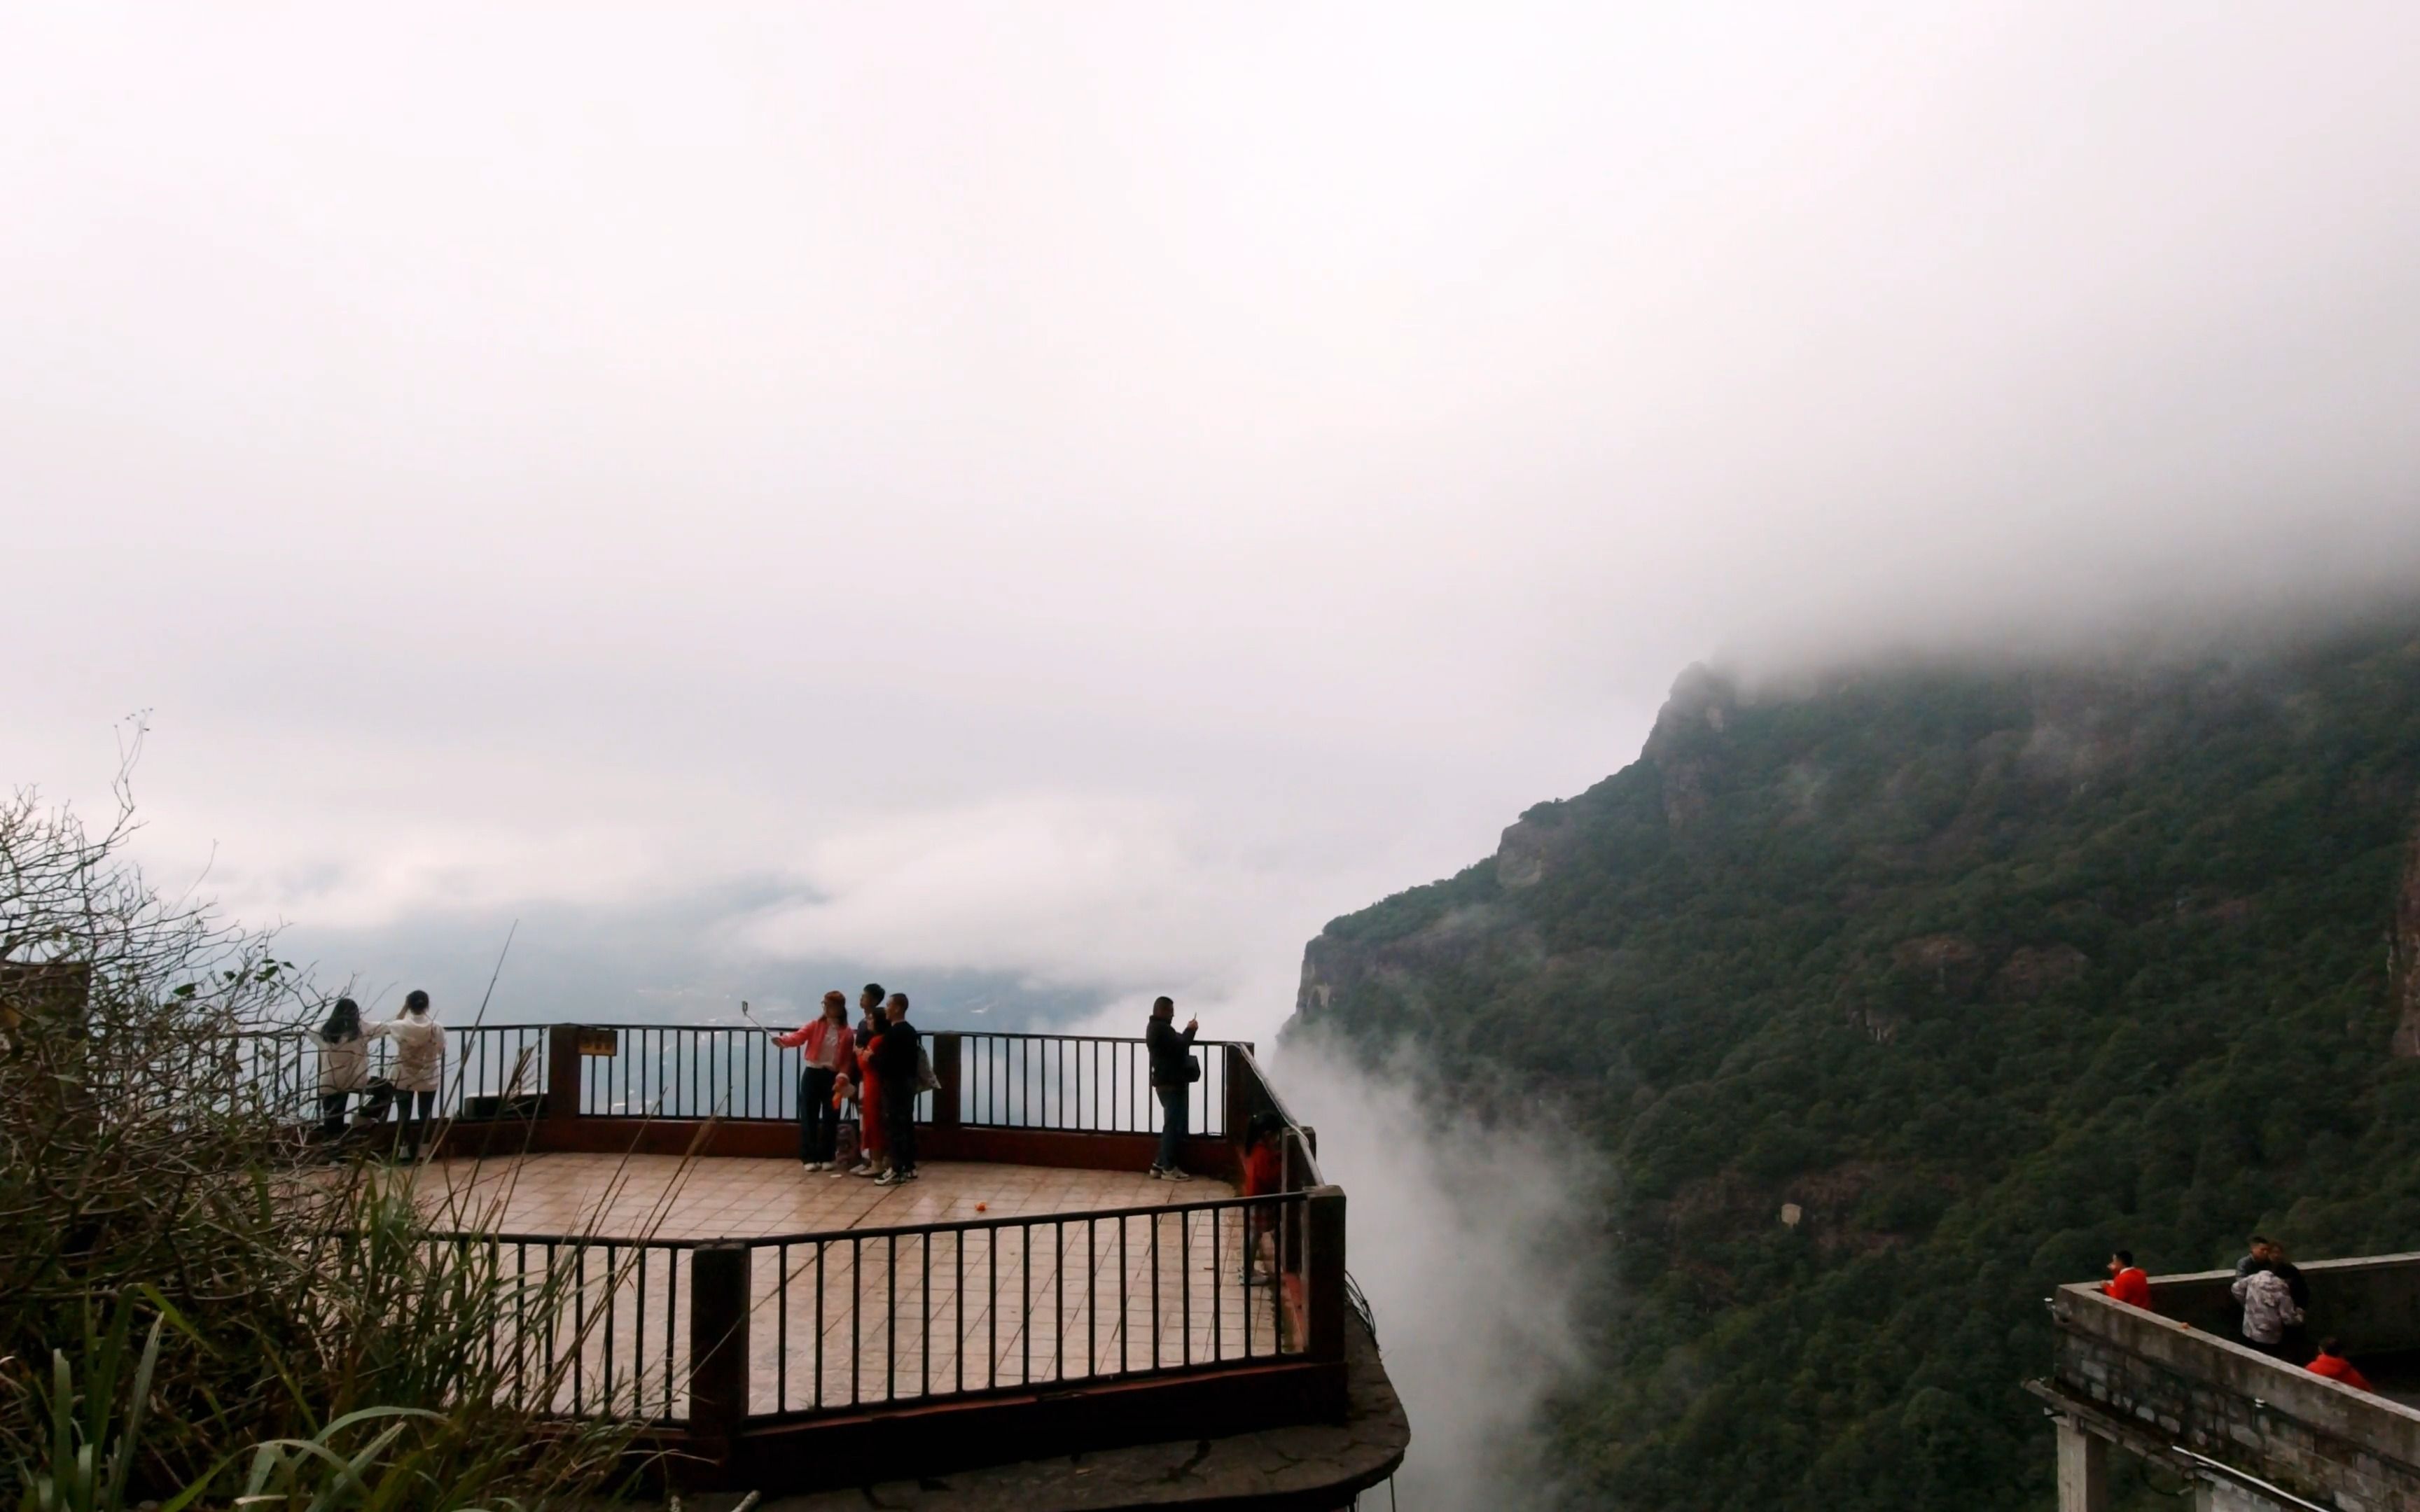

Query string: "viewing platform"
[2032, 1254, 2420, 1511]
[256, 1024, 1405, 1507]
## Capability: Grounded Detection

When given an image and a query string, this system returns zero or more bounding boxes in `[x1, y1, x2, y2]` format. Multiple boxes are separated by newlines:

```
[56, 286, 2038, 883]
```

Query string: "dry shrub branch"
[0, 748, 639, 1508]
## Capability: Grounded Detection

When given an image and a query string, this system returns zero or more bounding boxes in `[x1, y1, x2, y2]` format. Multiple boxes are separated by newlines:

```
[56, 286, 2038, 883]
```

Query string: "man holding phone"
[1146, 995, 1199, 1182]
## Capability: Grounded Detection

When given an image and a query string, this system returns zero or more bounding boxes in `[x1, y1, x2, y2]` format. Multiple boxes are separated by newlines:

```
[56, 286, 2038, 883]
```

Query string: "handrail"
[424, 1190, 1302, 1253]
[243, 1022, 1252, 1042]
[1230, 1042, 1323, 1188]
[232, 1023, 1285, 1149]
[2169, 1448, 2335, 1512]
[734, 1189, 1301, 1247]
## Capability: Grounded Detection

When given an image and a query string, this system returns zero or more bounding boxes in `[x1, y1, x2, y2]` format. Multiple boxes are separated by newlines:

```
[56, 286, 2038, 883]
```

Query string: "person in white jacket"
[314, 996, 368, 1135]
[2232, 1266, 2306, 1357]
[368, 990, 445, 1160]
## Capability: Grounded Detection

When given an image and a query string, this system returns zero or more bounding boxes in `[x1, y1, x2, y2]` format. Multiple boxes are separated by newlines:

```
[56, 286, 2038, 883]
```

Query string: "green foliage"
[0, 778, 637, 1510]
[13, 1296, 529, 1512]
[1300, 620, 2420, 1510]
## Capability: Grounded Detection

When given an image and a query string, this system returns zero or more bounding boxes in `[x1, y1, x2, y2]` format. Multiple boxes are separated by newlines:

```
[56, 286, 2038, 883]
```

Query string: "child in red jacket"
[1241, 1112, 1286, 1285]
[2309, 1338, 2374, 1392]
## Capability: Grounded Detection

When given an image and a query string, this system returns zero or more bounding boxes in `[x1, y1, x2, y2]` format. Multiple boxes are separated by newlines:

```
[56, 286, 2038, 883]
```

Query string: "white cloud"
[728, 794, 1363, 1021]
[8, 0, 2416, 1023]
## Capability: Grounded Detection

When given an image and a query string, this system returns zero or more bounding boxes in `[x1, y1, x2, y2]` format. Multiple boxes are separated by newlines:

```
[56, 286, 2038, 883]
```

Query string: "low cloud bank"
[1272, 1032, 1605, 1509]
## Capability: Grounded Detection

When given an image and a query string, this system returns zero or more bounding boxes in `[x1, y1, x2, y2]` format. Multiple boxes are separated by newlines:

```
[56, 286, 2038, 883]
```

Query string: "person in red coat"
[2309, 1338, 2374, 1392]
[1240, 1112, 1286, 1285]
[850, 988, 890, 1177]
[2102, 1250, 2153, 1310]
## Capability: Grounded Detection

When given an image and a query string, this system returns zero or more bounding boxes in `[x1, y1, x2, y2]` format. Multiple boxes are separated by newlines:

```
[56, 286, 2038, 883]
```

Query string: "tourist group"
[2099, 1236, 2377, 1392]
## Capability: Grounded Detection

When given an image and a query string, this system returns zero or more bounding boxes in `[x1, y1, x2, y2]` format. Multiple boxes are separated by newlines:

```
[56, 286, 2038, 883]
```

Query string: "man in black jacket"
[1146, 995, 1199, 1182]
[873, 993, 922, 1185]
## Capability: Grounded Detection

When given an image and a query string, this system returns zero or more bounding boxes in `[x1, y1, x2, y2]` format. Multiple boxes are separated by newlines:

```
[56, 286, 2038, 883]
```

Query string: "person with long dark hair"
[769, 990, 855, 1170]
[314, 996, 367, 1135]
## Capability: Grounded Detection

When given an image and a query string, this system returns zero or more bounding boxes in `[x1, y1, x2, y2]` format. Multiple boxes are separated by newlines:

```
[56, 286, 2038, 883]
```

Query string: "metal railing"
[746, 1189, 1307, 1418]
[955, 1030, 1244, 1138]
[577, 1023, 932, 1124]
[267, 1025, 1345, 1461]
[403, 1231, 699, 1424]
[232, 1024, 549, 1123]
[243, 1021, 1253, 1144]
[428, 1187, 1327, 1432]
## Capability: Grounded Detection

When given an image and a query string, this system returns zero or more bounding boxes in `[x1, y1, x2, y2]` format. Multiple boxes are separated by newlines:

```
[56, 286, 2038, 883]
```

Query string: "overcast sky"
[8, 3, 2420, 1037]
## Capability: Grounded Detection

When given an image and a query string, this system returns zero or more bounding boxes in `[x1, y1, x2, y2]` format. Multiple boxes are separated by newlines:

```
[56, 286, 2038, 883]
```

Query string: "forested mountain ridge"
[1293, 618, 2420, 1509]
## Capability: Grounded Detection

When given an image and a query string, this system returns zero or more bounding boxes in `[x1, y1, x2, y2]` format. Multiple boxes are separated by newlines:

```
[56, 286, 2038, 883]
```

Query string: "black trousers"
[884, 1084, 917, 1173]
[397, 1090, 437, 1157]
[799, 1066, 839, 1163]
[319, 1091, 349, 1133]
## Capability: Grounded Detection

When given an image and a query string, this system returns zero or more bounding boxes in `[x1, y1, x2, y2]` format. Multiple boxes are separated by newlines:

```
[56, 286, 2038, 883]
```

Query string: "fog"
[8, 3, 2420, 1502]
[1274, 1035, 1605, 1508]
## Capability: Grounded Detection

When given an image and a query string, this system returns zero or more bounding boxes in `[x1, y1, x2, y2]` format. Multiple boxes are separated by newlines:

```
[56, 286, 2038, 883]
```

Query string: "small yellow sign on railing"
[576, 1027, 619, 1058]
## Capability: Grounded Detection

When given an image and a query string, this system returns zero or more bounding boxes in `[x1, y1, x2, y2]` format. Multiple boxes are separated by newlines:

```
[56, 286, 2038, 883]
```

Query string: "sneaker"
[851, 1162, 881, 1178]
[1146, 1165, 1165, 1179]
[875, 1168, 905, 1186]
[1160, 1166, 1193, 1182]
[900, 1167, 919, 1181]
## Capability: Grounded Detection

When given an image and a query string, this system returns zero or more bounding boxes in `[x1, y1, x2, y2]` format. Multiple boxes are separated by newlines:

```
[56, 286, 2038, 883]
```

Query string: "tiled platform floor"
[412, 1153, 1293, 1420]
[415, 1152, 1204, 1241]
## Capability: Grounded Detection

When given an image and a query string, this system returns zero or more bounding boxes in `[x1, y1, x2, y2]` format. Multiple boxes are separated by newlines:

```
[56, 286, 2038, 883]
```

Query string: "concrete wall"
[2151, 1254, 2420, 1353]
[2053, 1284, 2420, 1512]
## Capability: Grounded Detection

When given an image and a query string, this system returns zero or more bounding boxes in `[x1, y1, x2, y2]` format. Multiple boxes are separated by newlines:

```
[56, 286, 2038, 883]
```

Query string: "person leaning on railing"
[1146, 995, 1199, 1182]
[367, 990, 445, 1161]
[1242, 1110, 1284, 1284]
[313, 996, 368, 1136]
[767, 990, 855, 1172]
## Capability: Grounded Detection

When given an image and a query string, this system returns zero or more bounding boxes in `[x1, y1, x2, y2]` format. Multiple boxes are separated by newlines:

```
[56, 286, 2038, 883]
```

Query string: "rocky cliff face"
[1289, 622, 2420, 1512]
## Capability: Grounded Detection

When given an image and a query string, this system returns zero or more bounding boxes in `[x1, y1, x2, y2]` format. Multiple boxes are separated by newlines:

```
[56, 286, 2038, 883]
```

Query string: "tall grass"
[0, 760, 658, 1508]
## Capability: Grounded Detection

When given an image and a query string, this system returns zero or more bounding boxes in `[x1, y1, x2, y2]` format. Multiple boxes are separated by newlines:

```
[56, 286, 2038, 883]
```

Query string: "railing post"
[688, 1242, 751, 1473]
[1224, 1044, 1246, 1147]
[1305, 1185, 1347, 1366]
[545, 1024, 582, 1125]
[933, 1032, 962, 1129]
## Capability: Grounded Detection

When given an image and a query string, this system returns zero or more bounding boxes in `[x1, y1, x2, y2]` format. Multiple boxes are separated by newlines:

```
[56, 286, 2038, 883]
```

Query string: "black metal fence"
[416, 1231, 699, 1424]
[233, 1023, 549, 1123]
[746, 1189, 1305, 1417]
[954, 1030, 1242, 1138]
[390, 1035, 1341, 1441]
[245, 1022, 1249, 1142]
[577, 1023, 936, 1124]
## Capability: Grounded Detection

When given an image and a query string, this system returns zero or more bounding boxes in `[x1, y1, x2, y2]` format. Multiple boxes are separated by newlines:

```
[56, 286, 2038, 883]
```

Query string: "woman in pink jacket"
[770, 991, 856, 1171]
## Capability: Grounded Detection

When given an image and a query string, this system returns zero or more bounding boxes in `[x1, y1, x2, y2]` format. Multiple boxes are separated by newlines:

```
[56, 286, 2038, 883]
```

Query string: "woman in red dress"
[851, 986, 889, 1177]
